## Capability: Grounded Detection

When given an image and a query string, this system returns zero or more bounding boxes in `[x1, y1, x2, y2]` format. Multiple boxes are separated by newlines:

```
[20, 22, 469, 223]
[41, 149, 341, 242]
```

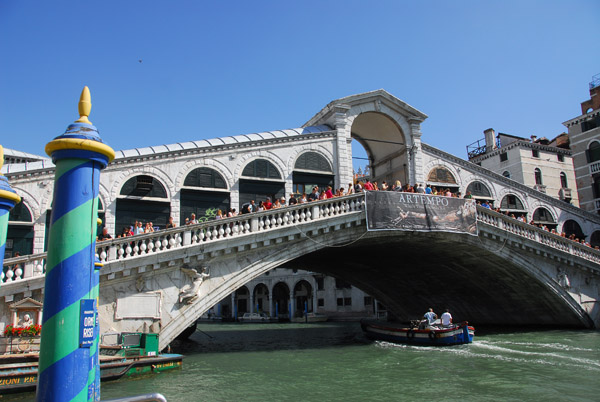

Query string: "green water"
[6, 322, 600, 401]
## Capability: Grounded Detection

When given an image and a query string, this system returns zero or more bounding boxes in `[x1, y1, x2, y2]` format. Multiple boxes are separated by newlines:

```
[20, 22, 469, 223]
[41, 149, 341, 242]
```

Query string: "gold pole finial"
[75, 86, 92, 124]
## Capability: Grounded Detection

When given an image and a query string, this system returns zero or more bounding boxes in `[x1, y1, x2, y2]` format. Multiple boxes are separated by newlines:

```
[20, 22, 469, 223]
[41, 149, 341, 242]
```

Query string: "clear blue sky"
[1, 1, 598, 172]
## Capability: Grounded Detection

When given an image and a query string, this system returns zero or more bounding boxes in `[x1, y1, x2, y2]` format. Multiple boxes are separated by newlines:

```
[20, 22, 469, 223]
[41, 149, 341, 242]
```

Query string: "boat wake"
[374, 340, 600, 372]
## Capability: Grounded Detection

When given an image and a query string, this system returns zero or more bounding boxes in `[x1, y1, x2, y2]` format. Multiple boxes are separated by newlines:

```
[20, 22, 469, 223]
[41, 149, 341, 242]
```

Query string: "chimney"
[484, 128, 497, 151]
[530, 135, 537, 143]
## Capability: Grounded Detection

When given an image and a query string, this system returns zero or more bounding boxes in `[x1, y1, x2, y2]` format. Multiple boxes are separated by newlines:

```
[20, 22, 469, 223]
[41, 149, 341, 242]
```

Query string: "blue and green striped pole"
[0, 146, 21, 278]
[37, 87, 114, 402]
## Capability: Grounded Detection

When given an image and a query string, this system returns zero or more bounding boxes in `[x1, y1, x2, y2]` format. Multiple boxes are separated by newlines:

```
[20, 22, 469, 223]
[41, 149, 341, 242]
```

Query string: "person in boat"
[441, 309, 453, 327]
[424, 308, 438, 326]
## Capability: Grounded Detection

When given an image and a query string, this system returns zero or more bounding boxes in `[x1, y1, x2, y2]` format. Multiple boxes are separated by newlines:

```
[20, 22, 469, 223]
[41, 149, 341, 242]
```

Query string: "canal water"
[5, 322, 599, 401]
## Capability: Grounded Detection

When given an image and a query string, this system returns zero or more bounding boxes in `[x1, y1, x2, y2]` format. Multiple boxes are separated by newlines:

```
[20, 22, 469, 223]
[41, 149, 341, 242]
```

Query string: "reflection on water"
[4, 323, 600, 402]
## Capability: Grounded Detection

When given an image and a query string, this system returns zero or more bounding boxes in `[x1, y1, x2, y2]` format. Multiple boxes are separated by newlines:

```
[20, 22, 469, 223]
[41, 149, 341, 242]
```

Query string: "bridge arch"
[6, 199, 34, 257]
[272, 281, 291, 318]
[175, 159, 235, 191]
[562, 219, 585, 239]
[465, 180, 494, 202]
[179, 167, 231, 225]
[293, 279, 314, 315]
[591, 231, 600, 248]
[291, 150, 335, 196]
[238, 157, 286, 209]
[532, 206, 556, 228]
[425, 165, 460, 193]
[114, 173, 172, 231]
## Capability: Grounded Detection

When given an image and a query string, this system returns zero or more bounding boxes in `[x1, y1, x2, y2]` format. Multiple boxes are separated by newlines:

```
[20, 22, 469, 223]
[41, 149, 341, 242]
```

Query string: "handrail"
[2, 193, 599, 286]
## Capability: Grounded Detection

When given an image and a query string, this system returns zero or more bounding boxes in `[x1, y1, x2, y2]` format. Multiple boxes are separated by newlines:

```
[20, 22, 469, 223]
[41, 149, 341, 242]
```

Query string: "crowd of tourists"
[98, 178, 598, 250]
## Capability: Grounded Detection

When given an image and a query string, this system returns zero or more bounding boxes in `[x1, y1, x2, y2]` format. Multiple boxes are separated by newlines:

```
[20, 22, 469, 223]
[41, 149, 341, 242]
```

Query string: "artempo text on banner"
[365, 191, 477, 235]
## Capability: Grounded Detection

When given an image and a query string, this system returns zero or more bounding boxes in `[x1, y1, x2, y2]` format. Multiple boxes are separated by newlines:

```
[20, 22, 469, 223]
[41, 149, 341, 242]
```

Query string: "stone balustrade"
[476, 206, 600, 264]
[3, 193, 599, 285]
[2, 194, 366, 283]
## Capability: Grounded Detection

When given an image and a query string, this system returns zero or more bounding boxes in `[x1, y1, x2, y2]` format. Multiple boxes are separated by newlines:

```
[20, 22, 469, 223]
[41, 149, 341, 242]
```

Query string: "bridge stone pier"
[1, 194, 599, 350]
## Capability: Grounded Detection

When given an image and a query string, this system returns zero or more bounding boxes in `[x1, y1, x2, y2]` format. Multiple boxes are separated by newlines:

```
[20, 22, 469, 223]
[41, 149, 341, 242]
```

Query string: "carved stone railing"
[1, 194, 366, 284]
[476, 206, 600, 265]
[422, 143, 600, 225]
[3, 193, 600, 286]
[590, 161, 600, 175]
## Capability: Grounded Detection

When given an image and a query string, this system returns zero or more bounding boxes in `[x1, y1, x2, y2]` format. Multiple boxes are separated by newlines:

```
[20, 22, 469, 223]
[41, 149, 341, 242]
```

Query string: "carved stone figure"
[179, 267, 210, 304]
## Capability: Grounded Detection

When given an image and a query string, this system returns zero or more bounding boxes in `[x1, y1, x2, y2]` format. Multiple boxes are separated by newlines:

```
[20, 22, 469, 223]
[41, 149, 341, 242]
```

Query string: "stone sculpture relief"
[179, 267, 210, 304]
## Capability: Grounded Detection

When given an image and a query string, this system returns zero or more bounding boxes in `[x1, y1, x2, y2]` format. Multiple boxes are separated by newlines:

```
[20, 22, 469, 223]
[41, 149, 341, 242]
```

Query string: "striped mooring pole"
[0, 146, 21, 279]
[36, 87, 114, 402]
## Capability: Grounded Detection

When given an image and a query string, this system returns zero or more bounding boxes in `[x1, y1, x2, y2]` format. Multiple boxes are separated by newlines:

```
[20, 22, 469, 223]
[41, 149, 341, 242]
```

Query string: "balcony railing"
[533, 184, 547, 193]
[590, 161, 600, 175]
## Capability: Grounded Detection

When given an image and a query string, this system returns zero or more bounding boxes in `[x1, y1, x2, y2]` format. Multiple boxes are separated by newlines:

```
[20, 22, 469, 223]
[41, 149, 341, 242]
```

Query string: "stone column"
[269, 294, 274, 318]
[333, 105, 353, 191]
[37, 87, 114, 402]
[249, 292, 254, 313]
[231, 293, 236, 320]
[0, 147, 21, 281]
[289, 290, 295, 319]
[313, 286, 318, 312]
[408, 118, 425, 186]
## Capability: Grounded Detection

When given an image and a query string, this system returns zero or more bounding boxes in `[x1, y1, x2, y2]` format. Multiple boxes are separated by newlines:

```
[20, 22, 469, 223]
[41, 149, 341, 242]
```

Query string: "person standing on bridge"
[441, 309, 453, 327]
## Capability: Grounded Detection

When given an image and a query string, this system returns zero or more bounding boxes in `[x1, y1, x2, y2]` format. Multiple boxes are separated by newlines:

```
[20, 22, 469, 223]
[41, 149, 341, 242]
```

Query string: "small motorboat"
[0, 332, 182, 395]
[361, 319, 474, 346]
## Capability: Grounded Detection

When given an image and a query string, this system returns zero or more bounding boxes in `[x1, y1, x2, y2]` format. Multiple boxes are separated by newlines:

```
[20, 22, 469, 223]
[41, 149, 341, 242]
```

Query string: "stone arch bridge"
[1, 194, 599, 350]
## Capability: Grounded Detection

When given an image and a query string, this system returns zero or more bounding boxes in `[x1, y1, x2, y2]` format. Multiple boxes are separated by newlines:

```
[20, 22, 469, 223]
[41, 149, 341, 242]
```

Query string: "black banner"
[365, 191, 477, 235]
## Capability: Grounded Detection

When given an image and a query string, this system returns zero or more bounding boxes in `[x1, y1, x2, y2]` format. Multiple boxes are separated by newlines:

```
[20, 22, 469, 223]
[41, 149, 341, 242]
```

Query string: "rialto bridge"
[1, 90, 600, 349]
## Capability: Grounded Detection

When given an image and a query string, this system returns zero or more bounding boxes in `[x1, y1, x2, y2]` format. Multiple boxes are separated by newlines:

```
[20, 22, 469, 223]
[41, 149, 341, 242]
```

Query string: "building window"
[364, 296, 373, 306]
[532, 149, 540, 158]
[337, 298, 352, 307]
[557, 154, 564, 162]
[502, 171, 511, 179]
[318, 298, 324, 307]
[587, 141, 600, 163]
[560, 172, 568, 188]
[534, 168, 543, 185]
[316, 277, 324, 291]
[499, 152, 508, 162]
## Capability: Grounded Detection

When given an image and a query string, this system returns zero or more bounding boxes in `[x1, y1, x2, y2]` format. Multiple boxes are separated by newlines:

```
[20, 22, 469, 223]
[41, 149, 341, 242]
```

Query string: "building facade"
[563, 74, 600, 223]
[467, 129, 578, 208]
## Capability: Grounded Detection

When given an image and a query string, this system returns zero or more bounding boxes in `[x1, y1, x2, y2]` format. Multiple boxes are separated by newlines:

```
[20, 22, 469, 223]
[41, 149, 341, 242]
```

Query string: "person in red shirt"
[263, 197, 273, 210]
[325, 186, 334, 199]
[363, 180, 374, 191]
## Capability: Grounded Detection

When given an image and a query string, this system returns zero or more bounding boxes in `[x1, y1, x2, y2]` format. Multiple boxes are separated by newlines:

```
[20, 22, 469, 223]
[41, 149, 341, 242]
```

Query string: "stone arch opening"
[590, 231, 600, 248]
[7, 200, 33, 257]
[239, 159, 285, 211]
[427, 166, 458, 194]
[292, 151, 334, 197]
[181, 167, 230, 225]
[253, 283, 270, 315]
[587, 140, 600, 163]
[562, 220, 585, 240]
[532, 207, 556, 229]
[500, 194, 527, 219]
[293, 280, 313, 318]
[272, 282, 291, 320]
[465, 181, 493, 202]
[235, 286, 250, 316]
[116, 175, 170, 232]
[351, 112, 408, 186]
